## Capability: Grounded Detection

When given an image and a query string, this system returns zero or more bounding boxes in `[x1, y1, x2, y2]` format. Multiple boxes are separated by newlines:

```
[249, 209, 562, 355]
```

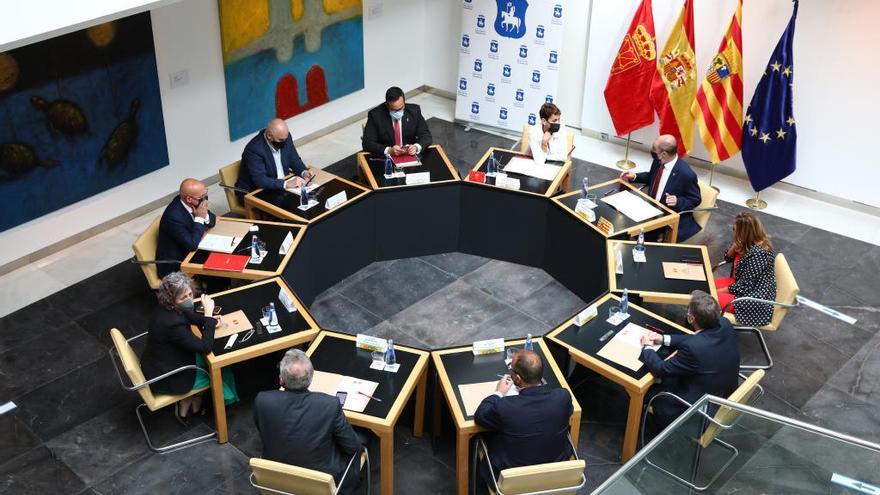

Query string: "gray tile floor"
[1, 119, 878, 494]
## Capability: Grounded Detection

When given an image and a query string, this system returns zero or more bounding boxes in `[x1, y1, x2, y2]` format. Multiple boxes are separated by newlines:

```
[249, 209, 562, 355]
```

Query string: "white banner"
[455, 0, 566, 131]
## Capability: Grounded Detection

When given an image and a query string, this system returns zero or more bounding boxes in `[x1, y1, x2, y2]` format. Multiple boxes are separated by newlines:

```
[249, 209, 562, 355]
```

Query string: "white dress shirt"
[266, 135, 285, 179]
[179, 199, 206, 224]
[653, 160, 676, 202]
[383, 113, 422, 156]
[527, 124, 568, 165]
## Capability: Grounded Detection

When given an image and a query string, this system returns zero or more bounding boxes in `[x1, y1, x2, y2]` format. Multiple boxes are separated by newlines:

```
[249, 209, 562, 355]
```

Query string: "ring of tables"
[183, 144, 716, 495]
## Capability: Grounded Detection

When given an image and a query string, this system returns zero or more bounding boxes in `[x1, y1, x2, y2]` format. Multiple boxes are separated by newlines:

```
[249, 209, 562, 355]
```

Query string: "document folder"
[203, 253, 249, 272]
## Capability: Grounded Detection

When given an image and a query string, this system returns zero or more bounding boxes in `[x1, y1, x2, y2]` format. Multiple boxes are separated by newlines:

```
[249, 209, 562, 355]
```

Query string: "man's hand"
[495, 374, 513, 395]
[390, 145, 405, 156]
[640, 331, 662, 346]
[664, 193, 678, 207]
[301, 169, 315, 181]
[194, 199, 210, 219]
[285, 177, 305, 190]
[619, 172, 636, 182]
[405, 144, 418, 155]
[201, 294, 215, 318]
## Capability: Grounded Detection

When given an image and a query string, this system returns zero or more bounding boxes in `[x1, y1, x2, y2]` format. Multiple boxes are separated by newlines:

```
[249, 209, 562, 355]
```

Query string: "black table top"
[208, 279, 312, 356]
[308, 333, 420, 419]
[474, 149, 563, 195]
[364, 147, 457, 188]
[612, 242, 712, 295]
[557, 182, 665, 234]
[252, 178, 366, 221]
[551, 297, 686, 381]
[189, 222, 299, 272]
[438, 341, 564, 421]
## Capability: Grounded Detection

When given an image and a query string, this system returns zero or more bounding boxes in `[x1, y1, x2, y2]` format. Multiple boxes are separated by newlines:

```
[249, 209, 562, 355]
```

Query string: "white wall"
[0, 0, 429, 267]
[422, 0, 458, 93]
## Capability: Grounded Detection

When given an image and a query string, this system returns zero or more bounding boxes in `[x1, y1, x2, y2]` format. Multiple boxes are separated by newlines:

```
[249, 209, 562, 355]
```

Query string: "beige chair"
[131, 216, 165, 290]
[108, 328, 215, 452]
[641, 370, 766, 492]
[249, 451, 371, 495]
[693, 181, 720, 230]
[715, 253, 800, 370]
[219, 161, 247, 216]
[473, 434, 586, 495]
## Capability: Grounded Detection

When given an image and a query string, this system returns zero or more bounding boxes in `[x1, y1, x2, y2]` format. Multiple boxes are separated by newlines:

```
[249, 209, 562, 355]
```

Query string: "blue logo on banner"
[472, 102, 480, 114]
[519, 45, 528, 58]
[477, 14, 486, 28]
[474, 59, 483, 72]
[502, 64, 512, 77]
[462, 34, 470, 48]
[549, 51, 558, 64]
[528, 113, 537, 125]
[545, 94, 553, 103]
[532, 70, 541, 83]
[464, 0, 472, 3]
[487, 83, 495, 96]
[494, 0, 528, 39]
[553, 4, 562, 18]
[499, 107, 508, 120]
[536, 25, 545, 38]
[489, 39, 499, 53]
[515, 89, 524, 101]
[459, 78, 468, 91]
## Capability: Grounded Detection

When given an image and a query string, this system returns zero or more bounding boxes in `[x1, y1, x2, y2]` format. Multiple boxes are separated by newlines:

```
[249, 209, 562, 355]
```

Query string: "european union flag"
[742, 1, 798, 192]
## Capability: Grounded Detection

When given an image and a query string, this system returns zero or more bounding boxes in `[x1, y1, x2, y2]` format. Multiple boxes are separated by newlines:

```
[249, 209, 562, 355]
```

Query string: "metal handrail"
[678, 206, 719, 215]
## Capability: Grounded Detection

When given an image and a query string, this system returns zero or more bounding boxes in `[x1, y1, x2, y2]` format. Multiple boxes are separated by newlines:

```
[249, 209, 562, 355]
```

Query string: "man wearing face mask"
[361, 86, 432, 156]
[236, 118, 313, 195]
[619, 134, 702, 241]
[527, 103, 568, 165]
[156, 178, 217, 278]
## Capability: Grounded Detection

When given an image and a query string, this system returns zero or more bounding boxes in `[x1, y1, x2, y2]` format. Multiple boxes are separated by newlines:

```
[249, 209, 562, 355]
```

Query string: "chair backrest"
[693, 181, 720, 229]
[496, 459, 586, 495]
[219, 161, 246, 216]
[765, 253, 799, 330]
[250, 458, 335, 495]
[699, 370, 765, 448]
[518, 124, 530, 153]
[109, 328, 158, 406]
[132, 216, 163, 290]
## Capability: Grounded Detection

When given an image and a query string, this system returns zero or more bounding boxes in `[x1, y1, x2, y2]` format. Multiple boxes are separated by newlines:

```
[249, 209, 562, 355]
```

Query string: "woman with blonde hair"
[715, 212, 777, 326]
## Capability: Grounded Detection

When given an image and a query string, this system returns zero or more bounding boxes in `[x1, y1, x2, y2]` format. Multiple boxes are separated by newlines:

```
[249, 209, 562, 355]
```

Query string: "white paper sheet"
[197, 234, 241, 254]
[601, 191, 663, 223]
[502, 156, 562, 181]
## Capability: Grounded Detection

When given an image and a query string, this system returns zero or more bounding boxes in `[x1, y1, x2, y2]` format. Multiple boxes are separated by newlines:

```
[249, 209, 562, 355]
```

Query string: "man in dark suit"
[474, 350, 573, 485]
[362, 86, 432, 156]
[639, 290, 741, 431]
[156, 178, 216, 278]
[254, 349, 364, 494]
[620, 134, 702, 241]
[236, 118, 313, 194]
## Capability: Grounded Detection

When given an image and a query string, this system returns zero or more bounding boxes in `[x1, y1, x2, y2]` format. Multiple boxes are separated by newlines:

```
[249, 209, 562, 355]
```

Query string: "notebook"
[391, 154, 421, 167]
[203, 253, 249, 272]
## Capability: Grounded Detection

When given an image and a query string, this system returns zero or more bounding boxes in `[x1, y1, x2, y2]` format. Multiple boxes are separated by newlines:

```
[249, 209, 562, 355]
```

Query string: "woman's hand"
[201, 294, 215, 317]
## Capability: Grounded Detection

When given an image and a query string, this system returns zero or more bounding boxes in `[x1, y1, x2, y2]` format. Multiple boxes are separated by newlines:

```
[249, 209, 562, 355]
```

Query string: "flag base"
[616, 159, 636, 170]
[746, 193, 767, 210]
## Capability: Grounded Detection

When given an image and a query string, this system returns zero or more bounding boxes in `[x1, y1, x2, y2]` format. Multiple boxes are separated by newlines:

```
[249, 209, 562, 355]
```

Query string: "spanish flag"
[691, 1, 743, 163]
[649, 0, 697, 156]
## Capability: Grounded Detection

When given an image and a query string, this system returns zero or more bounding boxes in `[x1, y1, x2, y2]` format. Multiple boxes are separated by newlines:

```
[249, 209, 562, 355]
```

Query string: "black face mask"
[270, 139, 285, 151]
[548, 122, 561, 134]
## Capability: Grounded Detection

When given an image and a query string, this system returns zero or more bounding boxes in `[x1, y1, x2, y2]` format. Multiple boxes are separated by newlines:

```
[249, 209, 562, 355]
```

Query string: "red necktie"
[649, 166, 665, 199]
[393, 119, 402, 147]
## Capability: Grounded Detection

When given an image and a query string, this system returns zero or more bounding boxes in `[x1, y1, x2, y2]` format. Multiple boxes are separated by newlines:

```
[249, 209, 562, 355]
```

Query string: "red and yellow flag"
[691, 0, 743, 163]
[649, 0, 697, 156]
[604, 0, 656, 136]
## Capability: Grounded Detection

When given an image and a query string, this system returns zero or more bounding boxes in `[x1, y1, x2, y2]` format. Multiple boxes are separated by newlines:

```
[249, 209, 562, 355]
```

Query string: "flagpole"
[709, 163, 717, 186]
[746, 191, 767, 210]
[616, 133, 636, 170]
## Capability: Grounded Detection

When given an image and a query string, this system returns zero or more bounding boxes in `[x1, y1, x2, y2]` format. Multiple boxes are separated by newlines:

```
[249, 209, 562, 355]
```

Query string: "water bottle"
[580, 177, 589, 199]
[384, 156, 394, 177]
[634, 228, 645, 253]
[487, 153, 497, 175]
[384, 339, 397, 366]
[268, 302, 278, 326]
[251, 234, 260, 259]
[620, 289, 629, 316]
[299, 184, 308, 207]
[524, 333, 533, 351]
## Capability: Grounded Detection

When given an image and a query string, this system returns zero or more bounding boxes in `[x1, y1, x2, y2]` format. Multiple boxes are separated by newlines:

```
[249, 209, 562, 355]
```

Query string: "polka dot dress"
[728, 245, 777, 326]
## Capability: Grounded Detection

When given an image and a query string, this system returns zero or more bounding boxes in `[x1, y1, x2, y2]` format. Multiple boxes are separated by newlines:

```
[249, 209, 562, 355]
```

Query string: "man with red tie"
[361, 86, 432, 157]
[620, 134, 702, 241]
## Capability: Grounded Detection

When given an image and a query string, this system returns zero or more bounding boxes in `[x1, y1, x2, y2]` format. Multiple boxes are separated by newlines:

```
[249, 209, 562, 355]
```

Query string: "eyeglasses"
[189, 194, 208, 202]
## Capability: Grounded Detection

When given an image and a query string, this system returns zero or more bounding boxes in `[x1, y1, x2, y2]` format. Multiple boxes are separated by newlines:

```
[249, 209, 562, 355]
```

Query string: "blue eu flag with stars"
[742, 1, 798, 192]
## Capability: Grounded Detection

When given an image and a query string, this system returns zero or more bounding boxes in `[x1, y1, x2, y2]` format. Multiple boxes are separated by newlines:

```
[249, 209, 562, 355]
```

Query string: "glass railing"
[593, 394, 880, 494]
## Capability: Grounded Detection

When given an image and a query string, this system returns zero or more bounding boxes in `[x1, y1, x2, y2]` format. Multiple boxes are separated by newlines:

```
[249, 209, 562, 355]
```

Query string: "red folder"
[390, 154, 420, 166]
[204, 253, 249, 272]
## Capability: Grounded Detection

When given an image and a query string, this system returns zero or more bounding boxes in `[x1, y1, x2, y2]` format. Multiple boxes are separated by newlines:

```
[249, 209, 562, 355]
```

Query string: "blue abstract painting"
[0, 12, 169, 232]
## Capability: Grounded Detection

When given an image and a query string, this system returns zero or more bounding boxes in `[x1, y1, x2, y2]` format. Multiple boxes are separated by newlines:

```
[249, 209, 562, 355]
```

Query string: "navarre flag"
[649, 0, 697, 156]
[691, 0, 743, 163]
[604, 0, 657, 136]
[742, 0, 798, 192]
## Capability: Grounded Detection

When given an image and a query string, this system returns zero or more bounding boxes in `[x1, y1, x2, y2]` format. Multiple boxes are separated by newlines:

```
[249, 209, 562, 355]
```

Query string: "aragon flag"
[649, 0, 697, 156]
[603, 0, 657, 136]
[691, 0, 743, 163]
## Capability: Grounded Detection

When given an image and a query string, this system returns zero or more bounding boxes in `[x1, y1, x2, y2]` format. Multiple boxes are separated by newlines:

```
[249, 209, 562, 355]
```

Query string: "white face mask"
[389, 109, 404, 120]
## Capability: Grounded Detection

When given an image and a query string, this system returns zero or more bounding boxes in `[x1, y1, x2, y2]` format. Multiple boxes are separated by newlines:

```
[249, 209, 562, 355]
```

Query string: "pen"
[496, 374, 512, 382]
[599, 330, 614, 342]
[645, 324, 664, 334]
[358, 391, 382, 402]
[602, 188, 617, 197]
[230, 236, 236, 247]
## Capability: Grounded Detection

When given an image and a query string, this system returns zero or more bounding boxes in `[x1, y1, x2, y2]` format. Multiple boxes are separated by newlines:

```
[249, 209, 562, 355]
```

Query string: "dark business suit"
[236, 130, 307, 193]
[634, 157, 702, 241]
[155, 198, 216, 278]
[639, 319, 740, 428]
[140, 306, 216, 395]
[361, 103, 432, 155]
[474, 386, 573, 482]
[254, 389, 363, 493]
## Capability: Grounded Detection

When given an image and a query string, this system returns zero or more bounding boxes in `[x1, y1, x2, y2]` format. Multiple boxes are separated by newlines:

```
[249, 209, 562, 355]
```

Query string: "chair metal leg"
[736, 327, 773, 371]
[135, 403, 216, 453]
[364, 450, 371, 495]
[645, 436, 739, 492]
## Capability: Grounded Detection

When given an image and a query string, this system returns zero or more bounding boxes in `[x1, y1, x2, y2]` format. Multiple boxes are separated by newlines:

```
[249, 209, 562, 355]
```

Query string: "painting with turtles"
[0, 12, 168, 232]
